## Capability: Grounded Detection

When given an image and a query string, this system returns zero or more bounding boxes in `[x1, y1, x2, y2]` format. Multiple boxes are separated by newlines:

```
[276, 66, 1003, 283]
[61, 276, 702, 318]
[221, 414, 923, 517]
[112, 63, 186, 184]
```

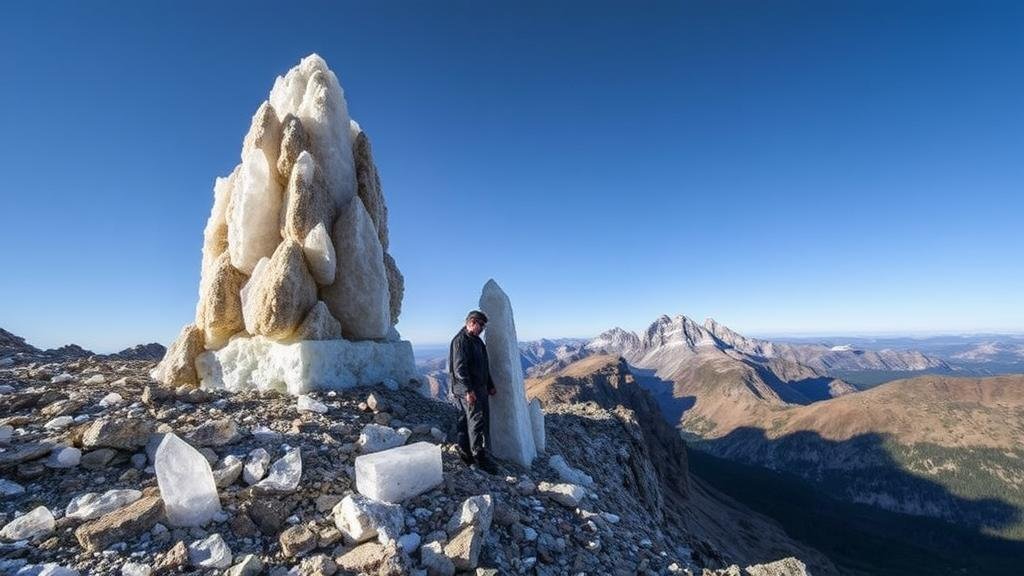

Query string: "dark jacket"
[448, 327, 494, 396]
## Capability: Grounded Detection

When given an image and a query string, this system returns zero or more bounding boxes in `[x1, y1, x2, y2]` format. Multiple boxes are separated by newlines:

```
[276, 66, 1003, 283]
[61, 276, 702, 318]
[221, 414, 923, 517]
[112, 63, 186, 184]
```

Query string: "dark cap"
[466, 310, 488, 324]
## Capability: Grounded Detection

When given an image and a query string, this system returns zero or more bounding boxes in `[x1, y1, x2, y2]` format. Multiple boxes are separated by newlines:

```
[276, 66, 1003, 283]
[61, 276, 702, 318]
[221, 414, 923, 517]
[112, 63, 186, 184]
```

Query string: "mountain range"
[503, 314, 1024, 545]
[0, 328, 166, 364]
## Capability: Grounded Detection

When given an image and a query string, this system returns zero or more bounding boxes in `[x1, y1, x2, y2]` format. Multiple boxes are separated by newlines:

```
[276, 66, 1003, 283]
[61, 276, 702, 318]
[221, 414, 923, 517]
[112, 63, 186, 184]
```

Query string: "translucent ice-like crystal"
[355, 442, 442, 503]
[154, 433, 222, 527]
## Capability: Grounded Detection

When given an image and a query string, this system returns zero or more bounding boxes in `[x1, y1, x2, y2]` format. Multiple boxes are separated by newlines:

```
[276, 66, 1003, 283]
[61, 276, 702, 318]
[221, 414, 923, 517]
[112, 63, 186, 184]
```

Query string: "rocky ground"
[1, 354, 811, 576]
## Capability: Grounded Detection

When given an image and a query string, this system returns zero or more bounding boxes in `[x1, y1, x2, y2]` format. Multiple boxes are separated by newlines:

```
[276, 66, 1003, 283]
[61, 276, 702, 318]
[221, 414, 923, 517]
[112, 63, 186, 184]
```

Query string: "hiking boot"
[475, 454, 499, 475]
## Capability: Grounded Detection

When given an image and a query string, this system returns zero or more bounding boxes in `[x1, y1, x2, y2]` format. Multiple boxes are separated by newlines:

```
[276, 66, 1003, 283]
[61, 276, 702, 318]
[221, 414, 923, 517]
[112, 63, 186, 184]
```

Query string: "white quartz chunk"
[332, 493, 403, 545]
[480, 279, 538, 467]
[65, 489, 143, 521]
[357, 424, 411, 454]
[254, 447, 301, 492]
[296, 395, 328, 413]
[154, 433, 222, 527]
[355, 442, 442, 503]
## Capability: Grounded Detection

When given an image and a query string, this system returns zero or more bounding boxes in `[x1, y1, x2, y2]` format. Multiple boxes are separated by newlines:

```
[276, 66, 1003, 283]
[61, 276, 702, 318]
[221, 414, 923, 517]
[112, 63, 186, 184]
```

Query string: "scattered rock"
[65, 489, 143, 521]
[253, 446, 302, 492]
[745, 557, 810, 576]
[81, 418, 154, 450]
[186, 417, 240, 446]
[420, 540, 455, 576]
[356, 423, 410, 453]
[443, 525, 483, 571]
[333, 493, 403, 545]
[74, 496, 163, 551]
[334, 541, 386, 573]
[226, 554, 264, 576]
[213, 455, 244, 487]
[0, 506, 55, 541]
[279, 524, 317, 557]
[188, 533, 233, 569]
[536, 481, 585, 508]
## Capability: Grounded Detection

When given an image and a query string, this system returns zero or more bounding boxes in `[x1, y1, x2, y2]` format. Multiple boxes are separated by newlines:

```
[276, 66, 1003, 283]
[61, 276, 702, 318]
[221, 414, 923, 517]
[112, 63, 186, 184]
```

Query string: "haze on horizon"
[2, 1, 1022, 353]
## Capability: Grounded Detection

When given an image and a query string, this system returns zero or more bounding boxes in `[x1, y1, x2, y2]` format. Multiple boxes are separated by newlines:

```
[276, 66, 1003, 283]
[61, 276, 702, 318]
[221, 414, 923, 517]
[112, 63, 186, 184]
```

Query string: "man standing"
[448, 310, 498, 473]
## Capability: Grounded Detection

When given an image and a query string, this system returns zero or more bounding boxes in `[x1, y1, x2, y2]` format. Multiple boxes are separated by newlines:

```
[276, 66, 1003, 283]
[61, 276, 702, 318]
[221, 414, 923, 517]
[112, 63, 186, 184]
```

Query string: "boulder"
[0, 442, 53, 469]
[320, 198, 390, 340]
[152, 324, 205, 387]
[74, 496, 163, 552]
[200, 252, 248, 349]
[548, 455, 594, 488]
[226, 554, 264, 576]
[292, 300, 342, 341]
[246, 497, 292, 535]
[185, 418, 240, 447]
[45, 446, 81, 468]
[244, 448, 271, 485]
[247, 239, 318, 340]
[479, 279, 537, 467]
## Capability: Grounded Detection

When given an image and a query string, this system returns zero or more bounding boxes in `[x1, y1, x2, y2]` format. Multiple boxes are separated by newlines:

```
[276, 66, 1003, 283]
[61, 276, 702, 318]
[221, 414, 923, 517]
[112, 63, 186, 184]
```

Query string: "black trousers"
[453, 390, 490, 459]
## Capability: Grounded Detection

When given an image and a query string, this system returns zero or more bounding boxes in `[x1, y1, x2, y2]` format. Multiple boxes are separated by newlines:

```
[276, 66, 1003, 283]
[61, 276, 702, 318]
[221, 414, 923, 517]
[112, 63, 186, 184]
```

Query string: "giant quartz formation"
[480, 279, 539, 467]
[152, 54, 415, 394]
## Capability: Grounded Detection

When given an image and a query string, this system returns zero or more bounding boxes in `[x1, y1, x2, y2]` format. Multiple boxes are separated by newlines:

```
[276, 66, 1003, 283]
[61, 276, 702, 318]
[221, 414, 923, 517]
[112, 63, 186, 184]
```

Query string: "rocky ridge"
[1, 342, 815, 575]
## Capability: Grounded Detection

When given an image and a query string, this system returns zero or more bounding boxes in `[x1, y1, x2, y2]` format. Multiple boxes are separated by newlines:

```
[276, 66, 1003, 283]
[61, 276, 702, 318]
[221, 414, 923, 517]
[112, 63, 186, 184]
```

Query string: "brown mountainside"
[526, 355, 839, 574]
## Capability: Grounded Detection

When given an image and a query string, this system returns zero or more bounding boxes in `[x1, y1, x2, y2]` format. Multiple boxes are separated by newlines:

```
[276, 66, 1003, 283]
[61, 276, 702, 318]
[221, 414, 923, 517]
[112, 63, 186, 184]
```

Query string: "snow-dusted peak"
[641, 314, 716, 350]
[586, 327, 641, 355]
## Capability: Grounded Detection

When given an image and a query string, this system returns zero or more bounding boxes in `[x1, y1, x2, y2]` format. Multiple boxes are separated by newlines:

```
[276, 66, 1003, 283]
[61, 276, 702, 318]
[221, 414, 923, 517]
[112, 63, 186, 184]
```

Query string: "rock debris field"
[0, 356, 757, 576]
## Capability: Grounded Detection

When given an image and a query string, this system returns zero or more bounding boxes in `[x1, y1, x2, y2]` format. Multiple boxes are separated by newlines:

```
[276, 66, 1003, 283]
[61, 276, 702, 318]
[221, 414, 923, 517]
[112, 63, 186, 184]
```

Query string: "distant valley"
[416, 318, 1024, 543]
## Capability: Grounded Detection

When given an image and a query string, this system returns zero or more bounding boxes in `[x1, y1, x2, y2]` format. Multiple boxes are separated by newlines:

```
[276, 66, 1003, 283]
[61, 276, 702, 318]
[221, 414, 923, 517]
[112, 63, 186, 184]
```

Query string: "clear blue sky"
[2, 1, 1022, 352]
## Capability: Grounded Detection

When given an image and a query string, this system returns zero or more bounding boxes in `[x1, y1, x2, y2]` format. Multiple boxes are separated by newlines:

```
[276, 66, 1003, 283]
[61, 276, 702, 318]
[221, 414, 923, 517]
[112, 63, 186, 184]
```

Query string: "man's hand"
[488, 385, 496, 396]
[466, 391, 477, 406]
